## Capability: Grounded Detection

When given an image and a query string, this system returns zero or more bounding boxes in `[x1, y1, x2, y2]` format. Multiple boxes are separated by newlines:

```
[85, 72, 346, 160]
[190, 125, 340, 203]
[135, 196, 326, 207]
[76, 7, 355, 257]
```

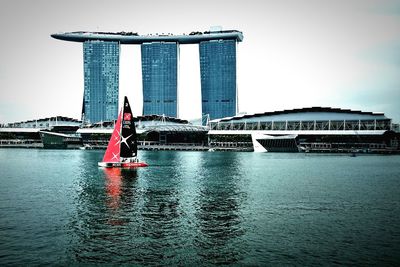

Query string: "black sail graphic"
[120, 96, 138, 158]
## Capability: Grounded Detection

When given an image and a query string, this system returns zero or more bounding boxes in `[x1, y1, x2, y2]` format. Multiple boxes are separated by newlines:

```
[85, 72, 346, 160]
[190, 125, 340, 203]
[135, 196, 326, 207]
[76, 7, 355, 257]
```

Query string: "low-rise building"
[208, 107, 399, 153]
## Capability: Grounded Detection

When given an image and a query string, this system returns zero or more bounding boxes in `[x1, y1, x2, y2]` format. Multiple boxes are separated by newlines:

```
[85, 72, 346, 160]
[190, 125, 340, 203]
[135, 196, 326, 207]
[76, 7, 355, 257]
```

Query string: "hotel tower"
[51, 29, 243, 123]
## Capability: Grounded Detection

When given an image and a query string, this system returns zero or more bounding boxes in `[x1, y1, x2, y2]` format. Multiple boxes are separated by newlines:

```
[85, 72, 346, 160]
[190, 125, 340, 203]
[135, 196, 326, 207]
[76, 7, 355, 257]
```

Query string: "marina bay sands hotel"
[51, 29, 243, 124]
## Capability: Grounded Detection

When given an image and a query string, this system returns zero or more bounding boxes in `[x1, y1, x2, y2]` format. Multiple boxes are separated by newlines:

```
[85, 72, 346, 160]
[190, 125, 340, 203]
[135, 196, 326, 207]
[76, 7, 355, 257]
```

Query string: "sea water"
[0, 149, 399, 265]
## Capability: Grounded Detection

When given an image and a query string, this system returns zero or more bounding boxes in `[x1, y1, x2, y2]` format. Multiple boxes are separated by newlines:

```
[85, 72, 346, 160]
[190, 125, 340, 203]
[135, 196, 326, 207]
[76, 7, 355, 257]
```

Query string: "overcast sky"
[0, 0, 399, 123]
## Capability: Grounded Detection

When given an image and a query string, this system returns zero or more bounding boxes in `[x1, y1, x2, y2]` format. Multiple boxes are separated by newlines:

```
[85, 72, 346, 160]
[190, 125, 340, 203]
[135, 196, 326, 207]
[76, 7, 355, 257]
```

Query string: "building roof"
[212, 107, 388, 123]
[135, 115, 188, 124]
[2, 116, 81, 127]
[84, 115, 189, 128]
[141, 124, 209, 133]
[78, 115, 207, 134]
[51, 30, 243, 44]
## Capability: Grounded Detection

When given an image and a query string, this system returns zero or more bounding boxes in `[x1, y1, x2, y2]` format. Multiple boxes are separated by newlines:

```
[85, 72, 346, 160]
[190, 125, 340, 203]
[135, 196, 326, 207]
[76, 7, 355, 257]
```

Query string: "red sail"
[102, 111, 122, 163]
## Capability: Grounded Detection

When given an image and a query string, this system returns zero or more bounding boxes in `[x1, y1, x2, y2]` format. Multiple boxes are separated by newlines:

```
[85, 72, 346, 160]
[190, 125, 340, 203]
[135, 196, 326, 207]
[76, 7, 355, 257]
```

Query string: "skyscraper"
[83, 40, 120, 123]
[141, 42, 178, 117]
[199, 39, 237, 121]
[52, 30, 243, 121]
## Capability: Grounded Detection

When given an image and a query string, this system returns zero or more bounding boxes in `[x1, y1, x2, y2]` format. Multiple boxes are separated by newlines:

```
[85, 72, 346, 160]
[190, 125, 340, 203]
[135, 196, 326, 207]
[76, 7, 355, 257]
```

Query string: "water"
[0, 149, 399, 266]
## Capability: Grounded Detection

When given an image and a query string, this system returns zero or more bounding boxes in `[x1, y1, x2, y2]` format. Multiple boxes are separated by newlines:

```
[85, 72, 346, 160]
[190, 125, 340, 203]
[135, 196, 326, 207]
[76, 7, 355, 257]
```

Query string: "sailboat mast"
[119, 104, 123, 154]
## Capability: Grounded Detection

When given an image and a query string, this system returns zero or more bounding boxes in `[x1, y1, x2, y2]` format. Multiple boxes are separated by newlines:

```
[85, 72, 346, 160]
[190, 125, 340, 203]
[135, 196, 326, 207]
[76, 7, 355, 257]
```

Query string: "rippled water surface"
[0, 149, 400, 265]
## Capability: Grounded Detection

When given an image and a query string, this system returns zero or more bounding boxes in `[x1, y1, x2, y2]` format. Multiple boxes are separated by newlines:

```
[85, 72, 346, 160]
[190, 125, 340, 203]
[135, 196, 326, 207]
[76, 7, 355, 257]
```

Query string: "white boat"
[79, 144, 94, 150]
[251, 133, 299, 152]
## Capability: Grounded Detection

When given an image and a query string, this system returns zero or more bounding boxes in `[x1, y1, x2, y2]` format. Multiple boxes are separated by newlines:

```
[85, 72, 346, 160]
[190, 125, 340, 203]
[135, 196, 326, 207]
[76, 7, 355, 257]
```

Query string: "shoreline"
[1, 143, 399, 154]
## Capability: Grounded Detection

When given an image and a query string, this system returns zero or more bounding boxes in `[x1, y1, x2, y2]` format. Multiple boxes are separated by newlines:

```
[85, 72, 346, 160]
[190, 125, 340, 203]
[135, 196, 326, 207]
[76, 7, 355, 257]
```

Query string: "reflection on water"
[104, 168, 138, 225]
[2, 150, 399, 265]
[194, 152, 247, 265]
[71, 161, 142, 263]
[104, 168, 123, 211]
[69, 151, 249, 265]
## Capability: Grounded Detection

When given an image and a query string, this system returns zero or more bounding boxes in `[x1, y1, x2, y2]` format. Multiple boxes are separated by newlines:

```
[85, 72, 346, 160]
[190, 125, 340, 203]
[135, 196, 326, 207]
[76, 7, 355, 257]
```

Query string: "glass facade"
[199, 39, 237, 122]
[83, 41, 120, 123]
[141, 42, 178, 117]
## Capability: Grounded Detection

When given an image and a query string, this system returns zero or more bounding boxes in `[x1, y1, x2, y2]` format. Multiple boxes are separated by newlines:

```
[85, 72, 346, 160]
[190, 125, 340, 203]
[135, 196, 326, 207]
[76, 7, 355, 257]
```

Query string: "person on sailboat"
[121, 157, 139, 163]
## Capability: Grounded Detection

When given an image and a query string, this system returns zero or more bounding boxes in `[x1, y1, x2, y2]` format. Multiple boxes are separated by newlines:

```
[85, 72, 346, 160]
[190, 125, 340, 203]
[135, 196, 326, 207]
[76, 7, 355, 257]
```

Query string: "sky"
[0, 0, 399, 123]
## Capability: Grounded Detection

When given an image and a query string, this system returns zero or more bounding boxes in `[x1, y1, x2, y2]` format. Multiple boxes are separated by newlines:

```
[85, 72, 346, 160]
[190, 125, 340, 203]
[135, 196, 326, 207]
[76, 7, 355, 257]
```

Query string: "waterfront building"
[83, 41, 120, 123]
[78, 115, 208, 148]
[51, 30, 243, 120]
[208, 107, 400, 152]
[0, 116, 82, 148]
[1, 109, 399, 152]
[1, 116, 81, 129]
[141, 42, 178, 117]
[200, 39, 237, 121]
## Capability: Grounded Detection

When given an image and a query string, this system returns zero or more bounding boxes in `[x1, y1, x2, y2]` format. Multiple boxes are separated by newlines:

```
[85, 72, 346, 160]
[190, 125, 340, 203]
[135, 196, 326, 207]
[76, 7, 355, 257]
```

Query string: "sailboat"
[98, 96, 148, 168]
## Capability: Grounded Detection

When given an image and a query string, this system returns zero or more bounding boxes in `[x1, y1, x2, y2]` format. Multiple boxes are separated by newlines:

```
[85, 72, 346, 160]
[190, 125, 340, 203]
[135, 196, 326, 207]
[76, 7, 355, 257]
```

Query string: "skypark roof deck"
[51, 30, 243, 44]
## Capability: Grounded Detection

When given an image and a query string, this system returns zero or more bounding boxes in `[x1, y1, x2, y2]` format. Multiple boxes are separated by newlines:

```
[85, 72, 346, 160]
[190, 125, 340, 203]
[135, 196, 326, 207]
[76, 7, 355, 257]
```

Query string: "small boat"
[251, 133, 298, 152]
[98, 96, 148, 168]
[79, 144, 94, 150]
[350, 148, 359, 157]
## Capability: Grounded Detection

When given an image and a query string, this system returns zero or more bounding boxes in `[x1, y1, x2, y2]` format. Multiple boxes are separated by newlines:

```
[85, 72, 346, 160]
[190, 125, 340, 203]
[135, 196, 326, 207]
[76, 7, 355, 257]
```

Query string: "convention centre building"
[208, 107, 399, 153]
[1, 107, 399, 153]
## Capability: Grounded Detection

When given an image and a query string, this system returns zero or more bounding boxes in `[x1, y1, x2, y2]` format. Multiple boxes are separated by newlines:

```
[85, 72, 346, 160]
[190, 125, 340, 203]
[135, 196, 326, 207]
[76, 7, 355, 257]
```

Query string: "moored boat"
[251, 133, 299, 152]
